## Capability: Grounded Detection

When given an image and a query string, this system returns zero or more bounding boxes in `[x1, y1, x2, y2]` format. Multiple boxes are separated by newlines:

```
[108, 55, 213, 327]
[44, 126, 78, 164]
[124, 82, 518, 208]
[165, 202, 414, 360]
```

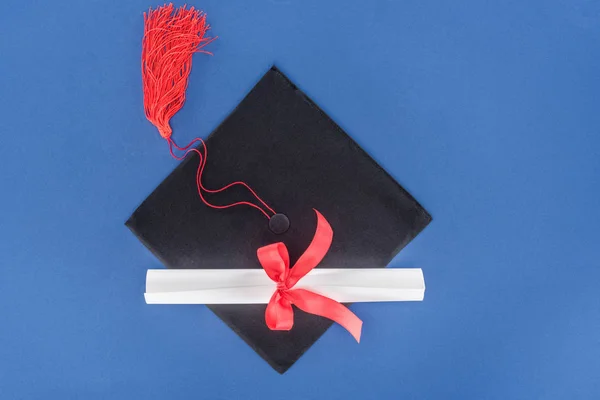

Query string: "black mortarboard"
[127, 66, 431, 373]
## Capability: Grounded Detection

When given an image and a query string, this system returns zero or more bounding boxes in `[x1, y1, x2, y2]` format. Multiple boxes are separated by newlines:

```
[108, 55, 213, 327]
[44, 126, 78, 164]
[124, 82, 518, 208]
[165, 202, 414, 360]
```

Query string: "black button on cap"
[269, 213, 290, 234]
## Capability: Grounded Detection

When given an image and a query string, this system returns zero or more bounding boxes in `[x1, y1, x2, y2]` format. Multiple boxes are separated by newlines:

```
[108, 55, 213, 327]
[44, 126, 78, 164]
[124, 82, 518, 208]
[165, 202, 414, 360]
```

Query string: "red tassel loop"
[142, 4, 214, 139]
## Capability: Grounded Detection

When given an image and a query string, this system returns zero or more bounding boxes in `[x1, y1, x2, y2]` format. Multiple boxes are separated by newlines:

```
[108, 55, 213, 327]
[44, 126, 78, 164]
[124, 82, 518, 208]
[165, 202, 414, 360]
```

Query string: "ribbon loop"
[257, 210, 362, 342]
[257, 242, 289, 283]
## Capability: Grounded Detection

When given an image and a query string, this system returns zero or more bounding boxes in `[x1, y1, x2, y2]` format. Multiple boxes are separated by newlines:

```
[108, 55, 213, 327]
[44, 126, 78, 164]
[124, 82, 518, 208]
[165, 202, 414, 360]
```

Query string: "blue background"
[1, 0, 599, 398]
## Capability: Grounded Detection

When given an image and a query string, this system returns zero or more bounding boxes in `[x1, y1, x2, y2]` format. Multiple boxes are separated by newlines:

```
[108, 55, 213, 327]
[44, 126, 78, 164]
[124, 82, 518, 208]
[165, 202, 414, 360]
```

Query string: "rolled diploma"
[145, 268, 425, 304]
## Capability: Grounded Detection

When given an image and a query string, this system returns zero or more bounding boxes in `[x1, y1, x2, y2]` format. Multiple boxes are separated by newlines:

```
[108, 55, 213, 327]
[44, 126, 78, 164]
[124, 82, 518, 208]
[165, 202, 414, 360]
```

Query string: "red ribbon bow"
[257, 210, 363, 342]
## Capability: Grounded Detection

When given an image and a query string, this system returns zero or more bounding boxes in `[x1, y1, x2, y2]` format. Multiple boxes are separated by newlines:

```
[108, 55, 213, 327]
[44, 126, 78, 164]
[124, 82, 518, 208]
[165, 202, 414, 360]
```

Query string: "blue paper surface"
[1, 0, 599, 398]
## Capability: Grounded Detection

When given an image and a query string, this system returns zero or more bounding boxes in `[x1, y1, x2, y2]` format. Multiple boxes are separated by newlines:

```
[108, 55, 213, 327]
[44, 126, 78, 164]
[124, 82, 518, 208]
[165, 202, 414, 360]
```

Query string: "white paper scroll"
[145, 268, 425, 304]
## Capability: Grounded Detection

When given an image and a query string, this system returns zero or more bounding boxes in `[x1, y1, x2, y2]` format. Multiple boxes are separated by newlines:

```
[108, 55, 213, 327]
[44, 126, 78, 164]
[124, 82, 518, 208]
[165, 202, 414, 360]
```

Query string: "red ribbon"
[257, 210, 363, 342]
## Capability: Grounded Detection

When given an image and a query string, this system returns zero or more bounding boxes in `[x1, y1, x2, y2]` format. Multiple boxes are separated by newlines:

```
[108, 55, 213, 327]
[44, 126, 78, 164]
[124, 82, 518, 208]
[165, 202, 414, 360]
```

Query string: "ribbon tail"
[288, 289, 363, 343]
[286, 209, 333, 288]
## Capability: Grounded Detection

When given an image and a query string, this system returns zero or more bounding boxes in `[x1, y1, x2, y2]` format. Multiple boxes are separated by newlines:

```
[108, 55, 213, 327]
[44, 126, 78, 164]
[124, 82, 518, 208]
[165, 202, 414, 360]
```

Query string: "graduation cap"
[128, 5, 431, 373]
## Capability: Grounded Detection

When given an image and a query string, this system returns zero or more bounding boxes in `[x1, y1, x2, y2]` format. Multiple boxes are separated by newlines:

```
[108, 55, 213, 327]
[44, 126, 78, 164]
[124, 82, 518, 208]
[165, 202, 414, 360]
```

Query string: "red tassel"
[142, 4, 214, 139]
[140, 5, 276, 218]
